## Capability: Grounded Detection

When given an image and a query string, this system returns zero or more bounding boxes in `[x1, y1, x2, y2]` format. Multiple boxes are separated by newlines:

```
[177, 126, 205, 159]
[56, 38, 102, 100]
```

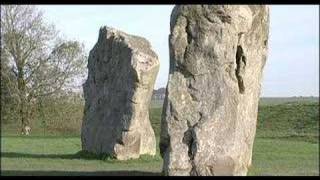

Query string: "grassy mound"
[256, 102, 319, 143]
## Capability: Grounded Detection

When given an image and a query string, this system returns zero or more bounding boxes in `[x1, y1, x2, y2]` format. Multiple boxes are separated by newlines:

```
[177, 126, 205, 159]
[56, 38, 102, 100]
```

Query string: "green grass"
[256, 102, 319, 143]
[1, 136, 318, 176]
[149, 107, 162, 137]
[249, 138, 319, 176]
[1, 136, 162, 176]
[1, 98, 319, 176]
[150, 99, 164, 108]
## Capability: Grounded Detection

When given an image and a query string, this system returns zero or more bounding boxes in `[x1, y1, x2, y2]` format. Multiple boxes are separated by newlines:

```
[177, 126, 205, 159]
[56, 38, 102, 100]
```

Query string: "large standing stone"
[81, 26, 159, 160]
[160, 5, 269, 176]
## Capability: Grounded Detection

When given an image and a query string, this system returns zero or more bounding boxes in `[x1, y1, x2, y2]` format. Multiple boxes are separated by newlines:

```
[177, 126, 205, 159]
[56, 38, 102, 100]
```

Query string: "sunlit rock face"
[160, 5, 270, 176]
[81, 26, 159, 160]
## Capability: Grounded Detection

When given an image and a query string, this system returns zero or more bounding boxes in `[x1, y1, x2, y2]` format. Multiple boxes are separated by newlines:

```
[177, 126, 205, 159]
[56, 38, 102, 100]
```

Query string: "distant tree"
[1, 5, 87, 135]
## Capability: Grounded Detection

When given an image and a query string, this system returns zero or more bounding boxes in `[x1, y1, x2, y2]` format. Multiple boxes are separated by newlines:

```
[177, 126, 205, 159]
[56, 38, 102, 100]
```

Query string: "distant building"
[152, 87, 166, 100]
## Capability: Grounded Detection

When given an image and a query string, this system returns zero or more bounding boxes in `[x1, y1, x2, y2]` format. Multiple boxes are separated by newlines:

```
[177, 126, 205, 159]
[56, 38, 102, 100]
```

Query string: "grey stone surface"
[160, 5, 270, 176]
[81, 26, 159, 160]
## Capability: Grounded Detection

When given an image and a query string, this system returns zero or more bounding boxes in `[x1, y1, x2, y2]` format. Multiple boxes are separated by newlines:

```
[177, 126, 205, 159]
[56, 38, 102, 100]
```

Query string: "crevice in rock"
[186, 19, 192, 44]
[203, 14, 216, 24]
[182, 49, 190, 69]
[183, 128, 194, 159]
[116, 138, 124, 145]
[264, 39, 268, 47]
[187, 80, 199, 102]
[169, 101, 175, 117]
[198, 112, 203, 123]
[216, 10, 232, 24]
[235, 45, 246, 94]
[182, 17, 192, 75]
[128, 98, 138, 104]
[189, 92, 199, 102]
[183, 121, 198, 175]
[159, 136, 170, 158]
[189, 92, 200, 102]
[176, 64, 194, 79]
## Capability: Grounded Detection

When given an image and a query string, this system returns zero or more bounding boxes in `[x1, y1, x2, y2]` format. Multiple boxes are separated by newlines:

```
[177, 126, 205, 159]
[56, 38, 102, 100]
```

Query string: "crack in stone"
[176, 64, 194, 79]
[183, 122, 197, 175]
[235, 45, 246, 94]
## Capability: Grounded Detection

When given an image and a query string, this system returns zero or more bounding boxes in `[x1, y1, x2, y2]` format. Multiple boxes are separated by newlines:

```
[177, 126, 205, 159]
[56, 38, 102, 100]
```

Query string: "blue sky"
[38, 5, 319, 97]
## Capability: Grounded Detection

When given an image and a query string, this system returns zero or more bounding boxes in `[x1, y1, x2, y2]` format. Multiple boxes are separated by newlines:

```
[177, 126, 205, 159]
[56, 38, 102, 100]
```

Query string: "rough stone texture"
[160, 5, 269, 176]
[81, 26, 159, 160]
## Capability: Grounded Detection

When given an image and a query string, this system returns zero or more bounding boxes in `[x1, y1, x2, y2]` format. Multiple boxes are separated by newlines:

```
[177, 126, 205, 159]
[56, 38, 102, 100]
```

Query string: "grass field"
[1, 136, 318, 176]
[1, 98, 319, 176]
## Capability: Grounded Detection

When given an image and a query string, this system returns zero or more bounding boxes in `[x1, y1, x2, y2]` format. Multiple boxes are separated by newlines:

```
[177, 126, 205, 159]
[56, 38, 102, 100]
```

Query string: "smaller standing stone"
[81, 26, 159, 160]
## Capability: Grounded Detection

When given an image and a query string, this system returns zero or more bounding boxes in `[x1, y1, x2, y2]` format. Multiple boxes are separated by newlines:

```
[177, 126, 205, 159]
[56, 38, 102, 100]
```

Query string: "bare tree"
[1, 43, 19, 124]
[1, 5, 87, 135]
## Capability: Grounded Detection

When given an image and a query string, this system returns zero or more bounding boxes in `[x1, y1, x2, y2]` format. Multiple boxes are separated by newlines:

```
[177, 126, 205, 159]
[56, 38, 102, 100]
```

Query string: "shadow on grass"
[1, 152, 95, 160]
[1, 151, 162, 162]
[1, 170, 161, 176]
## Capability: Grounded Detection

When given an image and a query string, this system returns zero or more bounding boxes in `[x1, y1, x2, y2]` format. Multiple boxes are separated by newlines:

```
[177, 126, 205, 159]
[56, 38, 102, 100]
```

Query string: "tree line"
[1, 5, 87, 135]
